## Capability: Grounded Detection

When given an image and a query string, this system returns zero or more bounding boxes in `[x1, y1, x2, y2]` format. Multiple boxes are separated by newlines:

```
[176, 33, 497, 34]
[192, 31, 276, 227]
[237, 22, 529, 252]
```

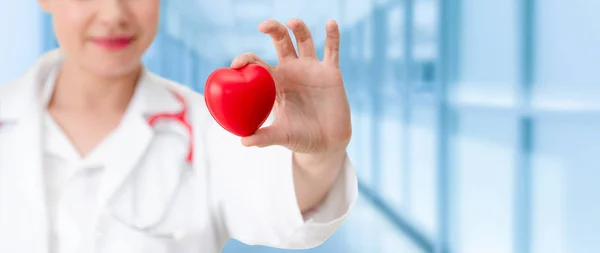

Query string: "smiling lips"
[91, 36, 134, 51]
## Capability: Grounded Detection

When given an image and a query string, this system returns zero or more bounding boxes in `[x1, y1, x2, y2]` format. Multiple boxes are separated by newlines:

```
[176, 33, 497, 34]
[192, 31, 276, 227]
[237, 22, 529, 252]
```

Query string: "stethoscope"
[147, 90, 194, 164]
[100, 90, 195, 241]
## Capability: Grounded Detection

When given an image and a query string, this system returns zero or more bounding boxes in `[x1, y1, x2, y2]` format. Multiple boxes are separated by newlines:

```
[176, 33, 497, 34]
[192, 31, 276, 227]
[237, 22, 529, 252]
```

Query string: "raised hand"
[231, 18, 351, 155]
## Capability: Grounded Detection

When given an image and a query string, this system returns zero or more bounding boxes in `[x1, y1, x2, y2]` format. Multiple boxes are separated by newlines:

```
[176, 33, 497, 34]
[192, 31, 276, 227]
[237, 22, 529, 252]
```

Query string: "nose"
[97, 0, 128, 27]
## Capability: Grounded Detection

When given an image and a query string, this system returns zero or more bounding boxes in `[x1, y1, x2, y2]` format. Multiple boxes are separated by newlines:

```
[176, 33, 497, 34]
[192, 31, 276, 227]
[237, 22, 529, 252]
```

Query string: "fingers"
[258, 19, 298, 62]
[231, 52, 273, 72]
[256, 19, 340, 65]
[286, 18, 317, 58]
[323, 20, 340, 67]
[241, 126, 288, 148]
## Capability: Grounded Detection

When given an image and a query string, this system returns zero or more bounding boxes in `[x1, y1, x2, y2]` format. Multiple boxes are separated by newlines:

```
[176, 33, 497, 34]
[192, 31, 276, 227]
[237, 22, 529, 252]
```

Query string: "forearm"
[292, 148, 347, 214]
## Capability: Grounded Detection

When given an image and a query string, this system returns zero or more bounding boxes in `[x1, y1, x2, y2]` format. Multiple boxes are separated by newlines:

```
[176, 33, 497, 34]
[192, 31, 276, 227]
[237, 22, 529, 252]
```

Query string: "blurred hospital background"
[1, 0, 599, 252]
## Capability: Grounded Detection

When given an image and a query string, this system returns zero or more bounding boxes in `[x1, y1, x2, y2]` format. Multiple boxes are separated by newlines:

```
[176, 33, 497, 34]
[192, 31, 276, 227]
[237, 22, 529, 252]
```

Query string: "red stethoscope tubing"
[146, 91, 193, 164]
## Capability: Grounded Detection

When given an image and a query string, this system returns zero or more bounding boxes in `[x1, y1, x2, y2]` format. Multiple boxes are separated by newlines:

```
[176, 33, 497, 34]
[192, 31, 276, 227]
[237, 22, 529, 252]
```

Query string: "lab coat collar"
[0, 50, 57, 122]
[0, 49, 185, 122]
[0, 48, 189, 225]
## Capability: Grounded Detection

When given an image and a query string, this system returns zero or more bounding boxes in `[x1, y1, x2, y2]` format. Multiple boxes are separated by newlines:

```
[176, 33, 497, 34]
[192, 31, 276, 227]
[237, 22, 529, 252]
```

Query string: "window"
[453, 0, 519, 108]
[532, 0, 600, 110]
[529, 2, 600, 252]
[453, 110, 519, 253]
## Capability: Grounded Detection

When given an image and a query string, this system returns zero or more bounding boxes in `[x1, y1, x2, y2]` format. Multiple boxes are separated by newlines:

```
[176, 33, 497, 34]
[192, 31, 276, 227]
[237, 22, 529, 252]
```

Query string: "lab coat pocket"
[97, 174, 186, 252]
[98, 213, 215, 253]
[97, 182, 215, 253]
[97, 214, 177, 253]
[97, 167, 214, 252]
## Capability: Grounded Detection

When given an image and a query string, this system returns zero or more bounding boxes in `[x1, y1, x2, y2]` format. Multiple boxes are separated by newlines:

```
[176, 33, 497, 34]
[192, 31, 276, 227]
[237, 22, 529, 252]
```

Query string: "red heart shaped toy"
[204, 64, 276, 137]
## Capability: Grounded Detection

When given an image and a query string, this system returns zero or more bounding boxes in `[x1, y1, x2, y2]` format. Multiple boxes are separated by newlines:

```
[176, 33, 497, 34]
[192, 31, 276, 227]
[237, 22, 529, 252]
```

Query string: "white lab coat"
[0, 49, 358, 253]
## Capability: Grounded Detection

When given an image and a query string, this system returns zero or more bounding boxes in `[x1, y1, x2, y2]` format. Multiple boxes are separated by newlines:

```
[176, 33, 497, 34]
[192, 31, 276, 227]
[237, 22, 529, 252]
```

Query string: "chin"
[89, 60, 142, 79]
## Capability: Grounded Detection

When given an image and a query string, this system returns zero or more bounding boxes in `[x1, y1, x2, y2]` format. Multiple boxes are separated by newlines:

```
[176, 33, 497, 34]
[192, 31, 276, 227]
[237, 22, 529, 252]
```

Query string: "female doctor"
[0, 0, 357, 253]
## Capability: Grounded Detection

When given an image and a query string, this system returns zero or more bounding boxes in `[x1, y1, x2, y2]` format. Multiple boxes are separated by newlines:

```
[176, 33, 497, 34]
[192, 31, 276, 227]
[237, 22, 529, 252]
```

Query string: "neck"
[48, 59, 141, 113]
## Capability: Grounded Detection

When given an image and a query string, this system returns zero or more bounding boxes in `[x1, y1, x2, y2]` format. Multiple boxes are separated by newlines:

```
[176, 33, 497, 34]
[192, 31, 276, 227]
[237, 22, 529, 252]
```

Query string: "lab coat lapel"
[9, 102, 49, 253]
[0, 52, 55, 253]
[96, 70, 185, 210]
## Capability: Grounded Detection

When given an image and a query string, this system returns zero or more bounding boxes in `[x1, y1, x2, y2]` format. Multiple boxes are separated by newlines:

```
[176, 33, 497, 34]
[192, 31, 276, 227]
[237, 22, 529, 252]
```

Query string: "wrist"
[291, 146, 348, 213]
[293, 146, 347, 176]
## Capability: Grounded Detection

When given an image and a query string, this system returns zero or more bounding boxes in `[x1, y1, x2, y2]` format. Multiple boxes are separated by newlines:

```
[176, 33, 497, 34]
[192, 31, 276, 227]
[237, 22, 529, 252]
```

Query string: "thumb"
[241, 126, 288, 147]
